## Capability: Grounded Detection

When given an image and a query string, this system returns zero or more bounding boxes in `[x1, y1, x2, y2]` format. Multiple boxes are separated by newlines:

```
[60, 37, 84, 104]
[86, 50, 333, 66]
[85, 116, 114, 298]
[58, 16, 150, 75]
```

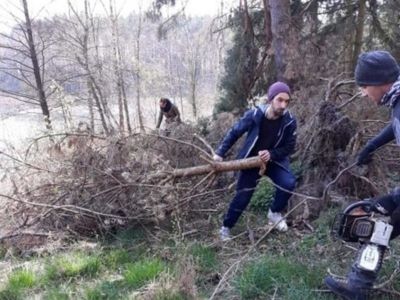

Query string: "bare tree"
[133, 8, 145, 131]
[182, 24, 201, 119]
[0, 0, 53, 130]
[21, 0, 52, 130]
[352, 0, 366, 69]
[107, 0, 131, 133]
[62, 0, 113, 134]
[188, 49, 200, 119]
[51, 80, 73, 130]
[262, 0, 272, 49]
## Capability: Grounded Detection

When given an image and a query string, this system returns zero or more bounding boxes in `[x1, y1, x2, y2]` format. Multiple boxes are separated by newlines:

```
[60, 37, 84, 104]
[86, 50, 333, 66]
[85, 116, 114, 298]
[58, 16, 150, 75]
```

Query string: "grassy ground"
[1, 185, 400, 299]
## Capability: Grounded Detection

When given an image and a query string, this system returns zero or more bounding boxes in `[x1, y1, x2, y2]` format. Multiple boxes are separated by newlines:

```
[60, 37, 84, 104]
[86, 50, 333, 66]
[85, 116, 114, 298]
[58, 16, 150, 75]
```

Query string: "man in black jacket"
[325, 51, 400, 299]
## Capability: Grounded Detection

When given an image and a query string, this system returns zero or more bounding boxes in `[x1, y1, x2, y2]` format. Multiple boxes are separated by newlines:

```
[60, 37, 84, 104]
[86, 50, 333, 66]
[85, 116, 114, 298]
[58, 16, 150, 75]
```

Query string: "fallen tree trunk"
[149, 156, 265, 180]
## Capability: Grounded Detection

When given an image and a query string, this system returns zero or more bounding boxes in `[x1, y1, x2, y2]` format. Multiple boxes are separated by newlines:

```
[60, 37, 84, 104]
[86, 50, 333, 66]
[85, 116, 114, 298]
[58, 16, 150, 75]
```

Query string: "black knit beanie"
[355, 51, 399, 86]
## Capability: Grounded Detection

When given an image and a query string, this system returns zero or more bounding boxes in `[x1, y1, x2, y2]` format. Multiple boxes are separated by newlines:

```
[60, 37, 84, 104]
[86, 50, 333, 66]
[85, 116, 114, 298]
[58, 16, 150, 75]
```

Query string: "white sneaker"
[268, 209, 288, 232]
[219, 226, 231, 241]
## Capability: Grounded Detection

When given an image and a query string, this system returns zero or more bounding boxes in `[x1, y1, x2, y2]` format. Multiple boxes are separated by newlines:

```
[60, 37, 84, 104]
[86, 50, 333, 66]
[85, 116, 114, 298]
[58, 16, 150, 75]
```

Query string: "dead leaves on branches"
[1, 123, 237, 240]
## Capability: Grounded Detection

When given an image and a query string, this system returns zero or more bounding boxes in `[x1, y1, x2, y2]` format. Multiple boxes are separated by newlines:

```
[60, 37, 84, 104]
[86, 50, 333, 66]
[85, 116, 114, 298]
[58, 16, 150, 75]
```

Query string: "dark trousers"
[223, 161, 296, 229]
[374, 190, 400, 239]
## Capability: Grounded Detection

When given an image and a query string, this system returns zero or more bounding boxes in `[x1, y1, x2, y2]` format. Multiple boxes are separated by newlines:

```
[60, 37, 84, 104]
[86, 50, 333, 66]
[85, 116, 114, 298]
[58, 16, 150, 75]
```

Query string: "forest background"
[0, 0, 400, 299]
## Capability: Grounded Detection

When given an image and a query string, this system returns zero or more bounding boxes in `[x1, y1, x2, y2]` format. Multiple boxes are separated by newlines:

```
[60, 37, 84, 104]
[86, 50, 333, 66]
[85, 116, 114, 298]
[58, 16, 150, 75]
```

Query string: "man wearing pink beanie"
[214, 81, 297, 240]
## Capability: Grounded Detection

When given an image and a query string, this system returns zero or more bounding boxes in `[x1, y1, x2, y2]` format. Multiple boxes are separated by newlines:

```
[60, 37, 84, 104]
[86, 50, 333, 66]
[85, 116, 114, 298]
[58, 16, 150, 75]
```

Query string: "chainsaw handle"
[342, 200, 374, 215]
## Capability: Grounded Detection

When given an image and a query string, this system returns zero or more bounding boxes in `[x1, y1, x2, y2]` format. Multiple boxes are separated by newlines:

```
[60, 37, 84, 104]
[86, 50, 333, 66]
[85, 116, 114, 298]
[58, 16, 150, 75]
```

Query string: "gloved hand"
[365, 194, 394, 215]
[357, 146, 374, 165]
[213, 154, 223, 162]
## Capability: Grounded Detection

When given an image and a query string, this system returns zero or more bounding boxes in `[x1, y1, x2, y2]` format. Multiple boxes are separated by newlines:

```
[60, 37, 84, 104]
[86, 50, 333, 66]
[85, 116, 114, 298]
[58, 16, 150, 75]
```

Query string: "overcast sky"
[0, 0, 234, 33]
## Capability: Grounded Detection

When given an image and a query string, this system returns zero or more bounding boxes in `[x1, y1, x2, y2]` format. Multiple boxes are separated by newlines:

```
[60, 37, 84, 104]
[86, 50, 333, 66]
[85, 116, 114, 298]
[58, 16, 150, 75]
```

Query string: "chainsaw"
[331, 201, 393, 272]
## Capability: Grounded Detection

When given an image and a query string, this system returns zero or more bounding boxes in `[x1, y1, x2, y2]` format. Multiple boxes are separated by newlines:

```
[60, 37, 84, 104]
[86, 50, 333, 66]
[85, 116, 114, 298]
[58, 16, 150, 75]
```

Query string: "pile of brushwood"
[0, 115, 244, 252]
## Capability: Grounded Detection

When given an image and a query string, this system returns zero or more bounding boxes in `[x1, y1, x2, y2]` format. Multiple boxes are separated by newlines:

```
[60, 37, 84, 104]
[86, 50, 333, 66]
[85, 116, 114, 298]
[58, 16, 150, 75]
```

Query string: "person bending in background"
[156, 98, 181, 130]
[213, 82, 297, 241]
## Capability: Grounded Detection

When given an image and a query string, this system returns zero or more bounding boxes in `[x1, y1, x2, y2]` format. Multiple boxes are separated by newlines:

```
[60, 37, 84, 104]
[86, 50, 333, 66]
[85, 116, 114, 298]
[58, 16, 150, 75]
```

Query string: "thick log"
[149, 156, 265, 180]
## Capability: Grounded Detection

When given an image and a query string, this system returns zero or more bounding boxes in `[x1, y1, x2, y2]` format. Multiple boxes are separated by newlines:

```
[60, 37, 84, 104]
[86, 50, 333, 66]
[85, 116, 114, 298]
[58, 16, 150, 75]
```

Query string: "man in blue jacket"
[214, 82, 297, 240]
[325, 50, 400, 299]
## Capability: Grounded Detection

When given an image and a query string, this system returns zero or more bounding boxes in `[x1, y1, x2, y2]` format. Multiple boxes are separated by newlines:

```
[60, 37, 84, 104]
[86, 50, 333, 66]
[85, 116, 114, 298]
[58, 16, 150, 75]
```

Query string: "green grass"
[189, 243, 218, 273]
[235, 255, 327, 299]
[152, 289, 186, 300]
[44, 252, 101, 281]
[0, 209, 377, 300]
[0, 268, 38, 300]
[0, 289, 20, 300]
[123, 258, 166, 289]
[102, 249, 132, 270]
[42, 287, 70, 300]
[85, 280, 124, 300]
[250, 177, 274, 211]
[7, 269, 37, 290]
[293, 206, 338, 255]
[104, 227, 146, 248]
[379, 247, 400, 293]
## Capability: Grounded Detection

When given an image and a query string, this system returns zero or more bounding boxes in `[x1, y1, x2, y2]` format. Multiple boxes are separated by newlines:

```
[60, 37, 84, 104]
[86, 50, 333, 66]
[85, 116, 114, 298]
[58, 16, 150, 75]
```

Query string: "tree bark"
[269, 0, 300, 82]
[82, 0, 110, 134]
[269, 0, 289, 80]
[262, 0, 272, 49]
[369, 0, 399, 58]
[149, 156, 265, 180]
[22, 0, 52, 131]
[176, 62, 184, 120]
[239, 0, 258, 102]
[189, 47, 199, 119]
[135, 11, 144, 132]
[308, 0, 319, 34]
[88, 5, 114, 131]
[109, 0, 128, 133]
[352, 0, 366, 70]
[343, 0, 356, 74]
